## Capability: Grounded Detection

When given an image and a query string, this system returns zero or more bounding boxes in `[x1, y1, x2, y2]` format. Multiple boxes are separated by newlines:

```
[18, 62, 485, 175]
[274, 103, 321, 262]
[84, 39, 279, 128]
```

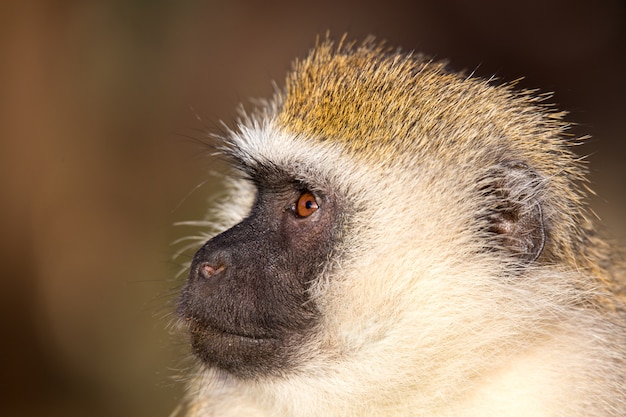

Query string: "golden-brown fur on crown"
[278, 36, 566, 166]
[276, 36, 625, 308]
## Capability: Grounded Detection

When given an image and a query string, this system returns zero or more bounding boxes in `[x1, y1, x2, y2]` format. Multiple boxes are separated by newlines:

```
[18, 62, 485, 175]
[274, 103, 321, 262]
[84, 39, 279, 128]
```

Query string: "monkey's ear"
[482, 161, 546, 263]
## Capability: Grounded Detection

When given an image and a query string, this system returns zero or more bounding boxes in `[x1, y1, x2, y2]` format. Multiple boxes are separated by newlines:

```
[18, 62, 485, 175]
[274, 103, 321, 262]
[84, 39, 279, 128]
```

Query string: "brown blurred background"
[0, 1, 624, 416]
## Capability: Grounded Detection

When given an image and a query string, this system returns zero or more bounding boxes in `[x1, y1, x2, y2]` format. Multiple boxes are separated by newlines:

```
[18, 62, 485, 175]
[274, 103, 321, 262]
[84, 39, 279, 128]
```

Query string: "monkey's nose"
[199, 262, 225, 279]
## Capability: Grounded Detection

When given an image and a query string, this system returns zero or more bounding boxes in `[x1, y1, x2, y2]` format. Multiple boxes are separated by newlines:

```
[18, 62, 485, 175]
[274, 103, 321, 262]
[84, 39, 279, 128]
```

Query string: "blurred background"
[0, 1, 624, 416]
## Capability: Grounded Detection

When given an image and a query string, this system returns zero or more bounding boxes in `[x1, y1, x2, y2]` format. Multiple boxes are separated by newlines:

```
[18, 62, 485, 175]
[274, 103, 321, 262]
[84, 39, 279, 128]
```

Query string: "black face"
[177, 176, 339, 378]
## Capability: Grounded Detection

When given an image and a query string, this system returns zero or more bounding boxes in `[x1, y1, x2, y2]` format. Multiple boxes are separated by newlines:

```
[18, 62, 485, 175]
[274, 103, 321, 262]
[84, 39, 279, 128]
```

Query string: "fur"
[176, 36, 626, 416]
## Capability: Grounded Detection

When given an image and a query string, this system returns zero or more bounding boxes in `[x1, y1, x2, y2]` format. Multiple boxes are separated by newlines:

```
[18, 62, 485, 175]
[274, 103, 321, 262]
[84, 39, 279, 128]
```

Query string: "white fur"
[178, 121, 625, 416]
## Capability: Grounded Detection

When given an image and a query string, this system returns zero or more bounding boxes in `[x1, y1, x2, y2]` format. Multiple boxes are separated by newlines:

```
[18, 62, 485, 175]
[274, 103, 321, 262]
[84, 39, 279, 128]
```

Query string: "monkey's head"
[177, 38, 615, 404]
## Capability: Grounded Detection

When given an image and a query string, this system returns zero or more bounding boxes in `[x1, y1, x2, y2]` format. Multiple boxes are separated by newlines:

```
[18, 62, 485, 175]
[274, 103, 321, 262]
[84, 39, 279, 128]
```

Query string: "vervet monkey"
[176, 37, 626, 416]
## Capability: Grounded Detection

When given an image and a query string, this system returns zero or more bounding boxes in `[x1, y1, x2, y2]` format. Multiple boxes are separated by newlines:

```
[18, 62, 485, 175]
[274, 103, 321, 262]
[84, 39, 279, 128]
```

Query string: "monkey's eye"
[294, 192, 319, 218]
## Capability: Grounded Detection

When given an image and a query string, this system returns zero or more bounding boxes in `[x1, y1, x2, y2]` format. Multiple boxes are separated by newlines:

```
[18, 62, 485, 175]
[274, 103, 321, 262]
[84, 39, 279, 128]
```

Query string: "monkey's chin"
[186, 321, 286, 378]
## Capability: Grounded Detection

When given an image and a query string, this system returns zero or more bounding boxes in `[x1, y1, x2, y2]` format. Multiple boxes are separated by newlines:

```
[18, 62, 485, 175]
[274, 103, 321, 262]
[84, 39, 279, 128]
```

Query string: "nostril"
[199, 262, 225, 279]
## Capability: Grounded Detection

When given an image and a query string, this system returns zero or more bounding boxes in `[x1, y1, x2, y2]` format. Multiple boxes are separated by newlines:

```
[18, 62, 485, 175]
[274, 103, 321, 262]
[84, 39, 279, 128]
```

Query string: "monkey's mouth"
[181, 316, 286, 376]
[182, 316, 278, 342]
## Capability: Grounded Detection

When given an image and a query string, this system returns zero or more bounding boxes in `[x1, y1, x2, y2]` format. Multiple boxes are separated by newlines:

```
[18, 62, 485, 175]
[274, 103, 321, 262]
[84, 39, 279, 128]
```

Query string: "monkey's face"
[178, 171, 342, 378]
[175, 136, 544, 384]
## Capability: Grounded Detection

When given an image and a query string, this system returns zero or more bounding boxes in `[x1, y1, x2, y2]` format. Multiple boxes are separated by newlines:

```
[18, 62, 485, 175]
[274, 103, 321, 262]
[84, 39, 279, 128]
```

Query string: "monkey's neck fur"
[178, 37, 626, 417]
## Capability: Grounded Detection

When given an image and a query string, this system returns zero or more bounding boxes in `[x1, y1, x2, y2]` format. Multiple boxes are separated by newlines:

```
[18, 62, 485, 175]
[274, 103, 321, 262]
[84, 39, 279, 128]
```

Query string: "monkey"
[175, 36, 626, 416]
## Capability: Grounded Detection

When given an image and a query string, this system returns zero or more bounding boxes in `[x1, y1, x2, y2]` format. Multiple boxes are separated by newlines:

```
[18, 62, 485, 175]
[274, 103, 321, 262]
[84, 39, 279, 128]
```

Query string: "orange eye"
[295, 192, 319, 218]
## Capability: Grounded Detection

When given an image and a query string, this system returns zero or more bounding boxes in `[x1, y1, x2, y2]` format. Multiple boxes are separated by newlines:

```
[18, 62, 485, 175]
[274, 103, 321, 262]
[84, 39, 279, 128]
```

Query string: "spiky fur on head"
[178, 37, 626, 416]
